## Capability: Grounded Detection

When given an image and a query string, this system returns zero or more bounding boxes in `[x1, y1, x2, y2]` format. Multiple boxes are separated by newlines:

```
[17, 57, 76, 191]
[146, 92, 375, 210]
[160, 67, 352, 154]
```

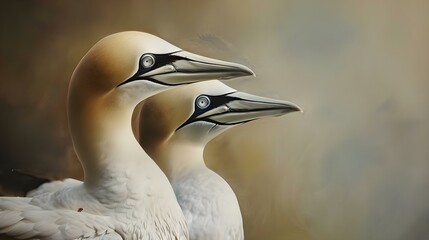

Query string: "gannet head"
[69, 31, 254, 109]
[139, 80, 301, 153]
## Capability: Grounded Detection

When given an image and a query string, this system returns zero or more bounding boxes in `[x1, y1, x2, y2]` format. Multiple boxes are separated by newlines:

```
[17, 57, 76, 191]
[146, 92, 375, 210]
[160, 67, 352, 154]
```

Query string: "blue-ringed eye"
[141, 54, 155, 68]
[196, 95, 210, 109]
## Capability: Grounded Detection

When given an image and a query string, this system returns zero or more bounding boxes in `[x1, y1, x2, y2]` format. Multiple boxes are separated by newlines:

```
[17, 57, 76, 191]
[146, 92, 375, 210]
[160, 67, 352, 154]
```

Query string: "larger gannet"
[0, 32, 253, 240]
[138, 80, 301, 240]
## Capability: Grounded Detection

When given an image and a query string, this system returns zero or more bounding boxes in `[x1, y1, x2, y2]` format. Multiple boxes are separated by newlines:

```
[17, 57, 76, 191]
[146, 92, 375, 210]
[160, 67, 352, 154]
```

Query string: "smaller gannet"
[138, 80, 301, 240]
[0, 32, 254, 240]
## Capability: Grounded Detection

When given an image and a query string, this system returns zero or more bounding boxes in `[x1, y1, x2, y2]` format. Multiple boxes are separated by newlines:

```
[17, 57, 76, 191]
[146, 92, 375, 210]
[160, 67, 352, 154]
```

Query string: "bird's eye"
[196, 95, 210, 109]
[141, 54, 155, 68]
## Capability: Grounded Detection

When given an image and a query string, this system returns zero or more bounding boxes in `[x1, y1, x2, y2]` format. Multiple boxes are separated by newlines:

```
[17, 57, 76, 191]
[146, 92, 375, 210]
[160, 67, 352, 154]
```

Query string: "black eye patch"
[192, 92, 238, 115]
[117, 50, 185, 87]
[176, 91, 239, 130]
[136, 51, 184, 75]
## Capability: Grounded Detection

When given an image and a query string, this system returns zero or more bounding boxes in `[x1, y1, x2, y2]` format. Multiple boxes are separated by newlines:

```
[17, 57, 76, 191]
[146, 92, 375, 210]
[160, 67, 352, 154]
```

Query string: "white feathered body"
[0, 136, 188, 240]
[0, 177, 188, 240]
[173, 167, 244, 240]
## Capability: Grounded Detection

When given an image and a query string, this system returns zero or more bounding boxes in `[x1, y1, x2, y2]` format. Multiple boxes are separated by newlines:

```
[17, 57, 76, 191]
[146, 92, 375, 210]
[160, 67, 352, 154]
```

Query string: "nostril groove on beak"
[225, 104, 232, 112]
[171, 63, 178, 72]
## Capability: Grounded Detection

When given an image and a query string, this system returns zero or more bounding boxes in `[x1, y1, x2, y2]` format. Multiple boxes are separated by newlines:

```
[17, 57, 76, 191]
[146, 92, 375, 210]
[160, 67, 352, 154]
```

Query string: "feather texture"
[0, 196, 122, 240]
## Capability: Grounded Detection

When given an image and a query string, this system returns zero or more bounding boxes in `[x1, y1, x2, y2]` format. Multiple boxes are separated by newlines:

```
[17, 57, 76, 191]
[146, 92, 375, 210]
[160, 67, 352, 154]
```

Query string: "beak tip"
[237, 64, 255, 77]
[248, 68, 256, 77]
[280, 103, 303, 114]
[293, 105, 304, 113]
[249, 69, 256, 77]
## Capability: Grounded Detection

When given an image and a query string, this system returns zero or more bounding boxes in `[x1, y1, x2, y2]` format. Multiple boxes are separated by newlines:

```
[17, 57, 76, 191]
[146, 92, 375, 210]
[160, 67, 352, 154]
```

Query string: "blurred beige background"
[1, 0, 428, 239]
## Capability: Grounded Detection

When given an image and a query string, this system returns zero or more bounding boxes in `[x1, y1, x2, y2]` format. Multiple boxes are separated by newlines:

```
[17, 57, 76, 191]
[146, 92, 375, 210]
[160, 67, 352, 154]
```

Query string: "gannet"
[138, 80, 301, 240]
[0, 32, 253, 240]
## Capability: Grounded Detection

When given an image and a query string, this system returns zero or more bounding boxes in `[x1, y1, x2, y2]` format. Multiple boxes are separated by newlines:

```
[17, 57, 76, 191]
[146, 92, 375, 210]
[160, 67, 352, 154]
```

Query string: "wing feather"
[0, 197, 123, 240]
[27, 179, 82, 198]
[0, 210, 24, 229]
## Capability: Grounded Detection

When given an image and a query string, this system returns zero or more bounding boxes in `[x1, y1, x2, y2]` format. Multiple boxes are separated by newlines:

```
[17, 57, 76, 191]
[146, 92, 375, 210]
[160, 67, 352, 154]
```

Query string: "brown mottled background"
[1, 1, 428, 239]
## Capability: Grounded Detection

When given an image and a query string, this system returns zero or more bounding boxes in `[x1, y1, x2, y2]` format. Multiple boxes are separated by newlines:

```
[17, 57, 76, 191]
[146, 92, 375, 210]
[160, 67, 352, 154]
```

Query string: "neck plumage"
[154, 139, 244, 240]
[156, 140, 207, 182]
[67, 82, 172, 200]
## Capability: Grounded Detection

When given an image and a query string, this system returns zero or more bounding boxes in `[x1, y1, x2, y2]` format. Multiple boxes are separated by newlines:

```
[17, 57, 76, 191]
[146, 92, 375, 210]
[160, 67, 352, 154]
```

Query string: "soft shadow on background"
[1, 1, 428, 239]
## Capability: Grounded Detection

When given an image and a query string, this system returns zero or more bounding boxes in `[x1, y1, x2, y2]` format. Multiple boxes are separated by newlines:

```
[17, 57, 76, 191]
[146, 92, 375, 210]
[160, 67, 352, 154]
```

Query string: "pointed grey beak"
[120, 50, 255, 87]
[148, 51, 255, 85]
[177, 91, 301, 130]
[203, 92, 302, 125]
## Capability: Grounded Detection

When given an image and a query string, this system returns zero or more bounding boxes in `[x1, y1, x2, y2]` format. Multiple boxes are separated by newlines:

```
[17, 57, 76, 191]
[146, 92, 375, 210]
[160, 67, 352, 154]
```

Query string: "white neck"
[159, 141, 207, 182]
[67, 82, 177, 204]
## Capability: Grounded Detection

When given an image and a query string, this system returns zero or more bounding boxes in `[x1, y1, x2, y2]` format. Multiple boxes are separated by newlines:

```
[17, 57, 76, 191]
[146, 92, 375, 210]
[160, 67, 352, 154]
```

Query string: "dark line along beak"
[121, 50, 255, 87]
[178, 91, 302, 130]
